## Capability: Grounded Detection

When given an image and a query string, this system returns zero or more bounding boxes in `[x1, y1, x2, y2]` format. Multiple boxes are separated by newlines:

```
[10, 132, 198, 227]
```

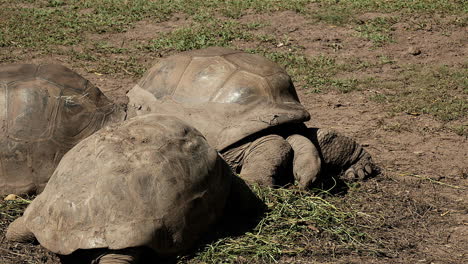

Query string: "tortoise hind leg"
[94, 248, 142, 264]
[6, 216, 36, 242]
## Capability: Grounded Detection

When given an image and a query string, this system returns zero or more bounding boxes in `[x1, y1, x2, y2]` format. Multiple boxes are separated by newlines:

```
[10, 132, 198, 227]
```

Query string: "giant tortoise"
[0, 64, 124, 195]
[6, 114, 262, 263]
[127, 47, 375, 189]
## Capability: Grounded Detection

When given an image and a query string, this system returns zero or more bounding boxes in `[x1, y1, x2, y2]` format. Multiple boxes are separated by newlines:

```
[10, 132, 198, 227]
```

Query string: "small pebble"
[408, 47, 422, 56]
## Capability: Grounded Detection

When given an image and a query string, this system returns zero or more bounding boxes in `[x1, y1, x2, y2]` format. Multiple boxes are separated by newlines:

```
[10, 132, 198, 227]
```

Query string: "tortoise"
[0, 64, 125, 195]
[6, 114, 263, 263]
[127, 47, 375, 188]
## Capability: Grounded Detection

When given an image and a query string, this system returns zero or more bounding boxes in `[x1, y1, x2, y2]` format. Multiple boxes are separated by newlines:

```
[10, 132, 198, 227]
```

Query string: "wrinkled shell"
[21, 114, 232, 255]
[127, 47, 310, 151]
[0, 64, 123, 195]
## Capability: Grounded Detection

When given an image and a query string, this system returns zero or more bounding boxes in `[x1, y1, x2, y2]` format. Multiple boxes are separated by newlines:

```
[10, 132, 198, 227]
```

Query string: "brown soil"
[1, 9, 467, 264]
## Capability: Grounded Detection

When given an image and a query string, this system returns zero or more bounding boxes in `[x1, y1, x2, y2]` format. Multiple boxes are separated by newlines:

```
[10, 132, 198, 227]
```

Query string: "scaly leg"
[307, 128, 376, 181]
[6, 216, 36, 243]
[223, 134, 294, 187]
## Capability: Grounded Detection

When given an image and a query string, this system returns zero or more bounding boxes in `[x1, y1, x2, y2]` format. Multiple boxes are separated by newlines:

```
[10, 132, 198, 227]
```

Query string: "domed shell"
[127, 47, 310, 151]
[21, 114, 232, 255]
[0, 64, 123, 195]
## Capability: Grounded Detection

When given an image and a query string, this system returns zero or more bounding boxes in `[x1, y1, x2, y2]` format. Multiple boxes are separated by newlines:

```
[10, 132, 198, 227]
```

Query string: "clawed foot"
[342, 151, 376, 182]
[310, 128, 378, 183]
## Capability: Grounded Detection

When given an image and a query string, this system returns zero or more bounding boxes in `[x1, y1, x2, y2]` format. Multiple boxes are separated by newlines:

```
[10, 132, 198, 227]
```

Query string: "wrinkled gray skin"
[6, 114, 263, 264]
[222, 125, 374, 189]
[127, 47, 376, 189]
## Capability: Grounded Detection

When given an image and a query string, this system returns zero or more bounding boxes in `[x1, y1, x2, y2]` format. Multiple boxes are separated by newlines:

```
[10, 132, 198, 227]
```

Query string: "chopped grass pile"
[0, 197, 31, 220]
[182, 186, 383, 263]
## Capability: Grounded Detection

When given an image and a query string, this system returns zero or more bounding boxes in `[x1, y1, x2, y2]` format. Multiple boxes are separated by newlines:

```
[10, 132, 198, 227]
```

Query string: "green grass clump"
[323, 0, 467, 14]
[311, 0, 467, 26]
[177, 0, 311, 19]
[0, 0, 313, 49]
[355, 17, 396, 46]
[183, 186, 379, 263]
[451, 125, 468, 137]
[370, 65, 468, 122]
[311, 5, 354, 25]
[0, 0, 173, 48]
[145, 20, 252, 52]
[0, 197, 31, 220]
[251, 49, 359, 93]
[1, 0, 466, 50]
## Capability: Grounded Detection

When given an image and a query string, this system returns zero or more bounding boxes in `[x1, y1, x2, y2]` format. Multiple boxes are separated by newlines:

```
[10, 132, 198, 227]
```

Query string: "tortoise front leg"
[286, 134, 322, 189]
[224, 134, 294, 187]
[94, 248, 142, 264]
[6, 216, 36, 243]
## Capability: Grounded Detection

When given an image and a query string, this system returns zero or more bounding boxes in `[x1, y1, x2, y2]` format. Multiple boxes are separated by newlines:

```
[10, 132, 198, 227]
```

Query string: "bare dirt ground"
[1, 3, 467, 264]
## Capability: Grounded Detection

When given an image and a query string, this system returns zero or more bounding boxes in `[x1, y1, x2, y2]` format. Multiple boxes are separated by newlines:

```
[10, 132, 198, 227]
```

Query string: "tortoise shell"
[0, 64, 123, 195]
[127, 47, 310, 151]
[21, 114, 232, 255]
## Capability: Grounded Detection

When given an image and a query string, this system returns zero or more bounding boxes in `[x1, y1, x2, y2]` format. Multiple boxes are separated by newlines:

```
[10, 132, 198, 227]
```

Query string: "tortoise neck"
[220, 122, 307, 153]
